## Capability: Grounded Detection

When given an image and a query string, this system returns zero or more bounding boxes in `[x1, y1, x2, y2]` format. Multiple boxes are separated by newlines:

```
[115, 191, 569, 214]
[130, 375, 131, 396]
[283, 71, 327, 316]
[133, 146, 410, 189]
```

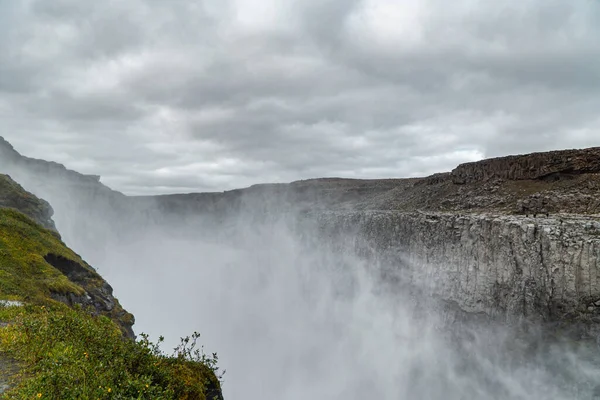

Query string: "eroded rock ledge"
[451, 147, 600, 184]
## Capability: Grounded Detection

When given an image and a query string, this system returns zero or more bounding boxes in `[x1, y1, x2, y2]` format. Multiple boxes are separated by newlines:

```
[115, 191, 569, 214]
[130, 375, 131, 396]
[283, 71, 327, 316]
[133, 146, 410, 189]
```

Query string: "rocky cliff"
[310, 211, 600, 334]
[0, 137, 104, 187]
[450, 146, 600, 184]
[0, 137, 152, 264]
[2, 136, 600, 333]
[0, 145, 224, 399]
[0, 174, 132, 394]
[0, 174, 56, 231]
[139, 146, 600, 334]
[0, 174, 134, 337]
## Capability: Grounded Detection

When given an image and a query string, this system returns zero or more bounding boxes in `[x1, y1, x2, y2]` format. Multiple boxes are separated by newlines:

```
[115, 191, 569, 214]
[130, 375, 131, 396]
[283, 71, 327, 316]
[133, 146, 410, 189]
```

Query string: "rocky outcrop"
[0, 136, 155, 264]
[0, 137, 107, 187]
[311, 211, 600, 330]
[0, 174, 56, 231]
[44, 254, 135, 338]
[451, 147, 600, 184]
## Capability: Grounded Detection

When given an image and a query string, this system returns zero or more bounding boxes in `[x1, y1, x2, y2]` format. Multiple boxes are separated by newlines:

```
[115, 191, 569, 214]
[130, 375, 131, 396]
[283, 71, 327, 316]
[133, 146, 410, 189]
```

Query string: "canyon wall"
[2, 136, 600, 331]
[309, 211, 600, 329]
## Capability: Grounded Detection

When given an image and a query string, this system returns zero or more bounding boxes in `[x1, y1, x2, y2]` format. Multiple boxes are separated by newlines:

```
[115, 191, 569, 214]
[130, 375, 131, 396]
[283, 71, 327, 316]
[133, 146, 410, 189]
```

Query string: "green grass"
[0, 184, 223, 399]
[0, 205, 134, 336]
[0, 303, 223, 399]
[0, 208, 87, 302]
[0, 206, 223, 399]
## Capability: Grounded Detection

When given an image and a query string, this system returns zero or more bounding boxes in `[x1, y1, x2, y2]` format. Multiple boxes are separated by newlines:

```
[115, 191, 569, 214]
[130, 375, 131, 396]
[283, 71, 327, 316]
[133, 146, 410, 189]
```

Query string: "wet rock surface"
[309, 211, 600, 333]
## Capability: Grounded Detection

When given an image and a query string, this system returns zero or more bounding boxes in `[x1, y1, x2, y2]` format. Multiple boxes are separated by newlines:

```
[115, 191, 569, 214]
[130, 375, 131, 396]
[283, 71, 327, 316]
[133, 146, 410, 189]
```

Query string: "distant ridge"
[0, 136, 104, 186]
[451, 146, 600, 184]
[1, 136, 600, 216]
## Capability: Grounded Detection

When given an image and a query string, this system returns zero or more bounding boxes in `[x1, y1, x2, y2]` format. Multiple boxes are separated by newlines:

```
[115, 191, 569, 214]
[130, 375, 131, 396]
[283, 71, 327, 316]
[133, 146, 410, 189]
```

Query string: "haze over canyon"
[2, 137, 600, 399]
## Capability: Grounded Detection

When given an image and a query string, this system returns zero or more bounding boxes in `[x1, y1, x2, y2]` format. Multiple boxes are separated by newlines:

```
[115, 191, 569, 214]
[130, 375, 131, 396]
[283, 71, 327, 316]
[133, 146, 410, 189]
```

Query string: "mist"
[7, 167, 600, 399]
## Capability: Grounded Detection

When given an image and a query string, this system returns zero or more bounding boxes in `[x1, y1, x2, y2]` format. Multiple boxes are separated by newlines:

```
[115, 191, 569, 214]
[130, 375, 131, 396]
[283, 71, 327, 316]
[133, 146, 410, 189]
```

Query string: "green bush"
[0, 304, 223, 399]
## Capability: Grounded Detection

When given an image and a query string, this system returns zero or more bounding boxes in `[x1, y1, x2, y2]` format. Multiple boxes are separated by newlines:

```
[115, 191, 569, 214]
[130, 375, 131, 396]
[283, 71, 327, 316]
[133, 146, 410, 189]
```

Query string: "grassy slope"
[0, 182, 223, 398]
[0, 207, 134, 334]
[0, 208, 86, 302]
[0, 304, 223, 399]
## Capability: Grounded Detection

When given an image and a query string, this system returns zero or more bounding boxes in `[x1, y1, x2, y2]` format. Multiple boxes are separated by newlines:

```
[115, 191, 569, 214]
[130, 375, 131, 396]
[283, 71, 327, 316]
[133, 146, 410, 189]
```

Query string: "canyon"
[2, 137, 599, 335]
[3, 136, 600, 397]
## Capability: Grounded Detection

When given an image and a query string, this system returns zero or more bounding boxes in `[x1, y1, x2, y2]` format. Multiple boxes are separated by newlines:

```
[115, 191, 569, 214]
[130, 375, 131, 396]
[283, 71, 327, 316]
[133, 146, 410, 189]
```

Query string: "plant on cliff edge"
[0, 303, 223, 399]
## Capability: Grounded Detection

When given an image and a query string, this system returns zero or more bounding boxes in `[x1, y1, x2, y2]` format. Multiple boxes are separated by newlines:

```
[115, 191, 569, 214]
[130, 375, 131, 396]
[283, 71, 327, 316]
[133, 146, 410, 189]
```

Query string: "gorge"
[1, 136, 600, 399]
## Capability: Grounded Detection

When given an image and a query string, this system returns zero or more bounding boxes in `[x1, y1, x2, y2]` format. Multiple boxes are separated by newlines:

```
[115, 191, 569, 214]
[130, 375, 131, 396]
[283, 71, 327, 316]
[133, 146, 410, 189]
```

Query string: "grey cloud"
[1, 0, 600, 194]
[18, 90, 144, 123]
[296, 0, 364, 45]
[31, 0, 149, 57]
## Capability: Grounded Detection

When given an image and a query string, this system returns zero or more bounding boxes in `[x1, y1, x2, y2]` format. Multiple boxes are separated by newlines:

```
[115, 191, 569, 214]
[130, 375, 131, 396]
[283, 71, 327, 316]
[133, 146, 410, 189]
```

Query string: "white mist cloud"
[72, 213, 599, 399]
[5, 158, 600, 399]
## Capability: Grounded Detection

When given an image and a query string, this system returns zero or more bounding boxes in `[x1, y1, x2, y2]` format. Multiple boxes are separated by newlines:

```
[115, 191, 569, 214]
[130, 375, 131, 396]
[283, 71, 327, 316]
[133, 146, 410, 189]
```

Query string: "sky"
[1, 0, 600, 195]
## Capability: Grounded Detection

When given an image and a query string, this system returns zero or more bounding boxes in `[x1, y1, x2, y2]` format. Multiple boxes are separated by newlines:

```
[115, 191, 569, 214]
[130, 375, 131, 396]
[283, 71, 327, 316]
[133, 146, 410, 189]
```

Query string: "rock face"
[43, 253, 135, 338]
[312, 211, 600, 330]
[0, 139, 227, 399]
[0, 136, 151, 264]
[451, 147, 600, 184]
[2, 136, 600, 332]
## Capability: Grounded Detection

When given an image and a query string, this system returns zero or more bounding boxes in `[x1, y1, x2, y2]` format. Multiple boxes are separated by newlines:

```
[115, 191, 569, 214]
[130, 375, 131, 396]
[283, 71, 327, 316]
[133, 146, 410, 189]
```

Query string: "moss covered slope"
[0, 207, 86, 300]
[0, 202, 133, 337]
[0, 304, 223, 399]
[0, 174, 223, 399]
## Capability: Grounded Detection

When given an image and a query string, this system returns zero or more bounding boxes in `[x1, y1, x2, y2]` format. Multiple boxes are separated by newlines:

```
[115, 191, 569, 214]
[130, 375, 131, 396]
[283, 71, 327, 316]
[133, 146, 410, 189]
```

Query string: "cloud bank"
[1, 0, 600, 194]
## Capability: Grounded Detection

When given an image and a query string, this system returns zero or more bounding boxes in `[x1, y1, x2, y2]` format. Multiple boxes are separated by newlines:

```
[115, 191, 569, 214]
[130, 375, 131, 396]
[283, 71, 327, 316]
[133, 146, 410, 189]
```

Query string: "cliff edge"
[0, 169, 223, 398]
[2, 135, 600, 336]
[0, 174, 134, 336]
[451, 147, 600, 184]
[0, 174, 56, 231]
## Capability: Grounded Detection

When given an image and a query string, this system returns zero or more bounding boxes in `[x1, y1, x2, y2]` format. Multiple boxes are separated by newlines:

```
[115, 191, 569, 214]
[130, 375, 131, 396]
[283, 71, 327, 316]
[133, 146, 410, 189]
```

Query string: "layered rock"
[311, 211, 600, 330]
[451, 146, 600, 184]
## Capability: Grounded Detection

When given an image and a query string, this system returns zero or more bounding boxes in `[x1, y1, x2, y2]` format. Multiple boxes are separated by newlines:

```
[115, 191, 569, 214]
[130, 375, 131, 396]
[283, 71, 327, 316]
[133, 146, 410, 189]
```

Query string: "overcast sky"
[1, 0, 599, 195]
